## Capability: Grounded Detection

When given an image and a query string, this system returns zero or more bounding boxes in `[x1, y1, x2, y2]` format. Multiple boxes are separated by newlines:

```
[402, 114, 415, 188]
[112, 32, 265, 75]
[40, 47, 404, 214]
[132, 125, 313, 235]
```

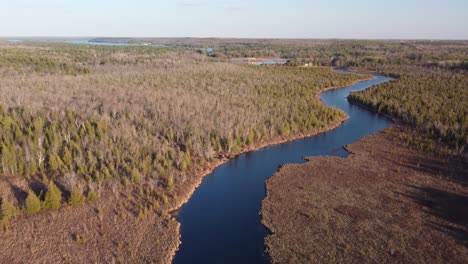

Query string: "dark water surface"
[173, 72, 393, 264]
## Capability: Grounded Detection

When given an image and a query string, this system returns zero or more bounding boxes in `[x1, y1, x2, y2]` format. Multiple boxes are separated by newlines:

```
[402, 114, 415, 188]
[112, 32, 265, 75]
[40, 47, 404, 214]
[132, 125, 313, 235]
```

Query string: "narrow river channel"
[173, 70, 394, 264]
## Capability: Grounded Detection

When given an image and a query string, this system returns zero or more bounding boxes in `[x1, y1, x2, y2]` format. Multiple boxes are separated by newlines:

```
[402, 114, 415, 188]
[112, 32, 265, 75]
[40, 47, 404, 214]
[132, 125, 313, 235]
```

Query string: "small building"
[230, 57, 288, 66]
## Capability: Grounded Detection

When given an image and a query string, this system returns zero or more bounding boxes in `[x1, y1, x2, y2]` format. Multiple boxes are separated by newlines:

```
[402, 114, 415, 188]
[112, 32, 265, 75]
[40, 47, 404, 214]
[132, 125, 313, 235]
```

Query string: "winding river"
[173, 70, 393, 264]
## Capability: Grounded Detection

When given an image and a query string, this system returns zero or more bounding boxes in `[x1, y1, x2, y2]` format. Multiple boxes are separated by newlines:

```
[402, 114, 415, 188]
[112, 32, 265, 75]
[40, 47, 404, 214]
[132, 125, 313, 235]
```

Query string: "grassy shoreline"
[260, 64, 467, 263]
[261, 125, 468, 263]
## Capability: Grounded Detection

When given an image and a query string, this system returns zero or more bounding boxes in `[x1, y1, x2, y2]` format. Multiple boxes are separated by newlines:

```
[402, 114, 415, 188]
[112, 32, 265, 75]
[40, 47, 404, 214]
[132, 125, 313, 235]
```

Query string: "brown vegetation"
[0, 42, 366, 262]
[0, 178, 179, 263]
[262, 125, 468, 263]
[2, 38, 466, 263]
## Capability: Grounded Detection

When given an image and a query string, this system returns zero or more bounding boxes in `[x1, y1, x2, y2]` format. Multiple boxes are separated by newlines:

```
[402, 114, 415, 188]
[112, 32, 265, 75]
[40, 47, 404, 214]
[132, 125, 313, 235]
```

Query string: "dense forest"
[0, 42, 364, 226]
[349, 68, 467, 153]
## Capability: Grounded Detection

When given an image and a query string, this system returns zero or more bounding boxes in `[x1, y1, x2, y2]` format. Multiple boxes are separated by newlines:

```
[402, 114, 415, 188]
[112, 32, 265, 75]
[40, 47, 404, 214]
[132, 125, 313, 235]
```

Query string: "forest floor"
[262, 125, 468, 264]
[0, 181, 180, 263]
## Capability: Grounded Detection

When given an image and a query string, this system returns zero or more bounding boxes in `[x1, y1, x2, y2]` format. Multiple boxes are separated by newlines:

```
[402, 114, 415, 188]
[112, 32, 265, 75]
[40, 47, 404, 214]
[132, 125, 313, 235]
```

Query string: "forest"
[349, 68, 467, 153]
[0, 42, 364, 226]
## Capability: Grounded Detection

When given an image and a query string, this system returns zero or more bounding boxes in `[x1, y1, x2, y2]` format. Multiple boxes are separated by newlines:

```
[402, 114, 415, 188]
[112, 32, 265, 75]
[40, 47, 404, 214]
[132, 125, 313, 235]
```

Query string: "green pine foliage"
[0, 198, 18, 227]
[42, 181, 62, 209]
[47, 154, 62, 172]
[68, 186, 86, 207]
[62, 147, 73, 167]
[349, 69, 467, 151]
[130, 168, 142, 184]
[87, 191, 98, 202]
[25, 190, 42, 215]
[166, 176, 174, 192]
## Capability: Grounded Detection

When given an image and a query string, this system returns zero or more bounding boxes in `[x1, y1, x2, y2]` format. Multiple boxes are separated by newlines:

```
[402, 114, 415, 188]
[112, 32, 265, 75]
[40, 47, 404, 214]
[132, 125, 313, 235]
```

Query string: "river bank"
[261, 125, 468, 263]
[173, 74, 393, 263]
[168, 71, 373, 215]
[168, 115, 351, 260]
[168, 75, 373, 262]
[0, 115, 350, 264]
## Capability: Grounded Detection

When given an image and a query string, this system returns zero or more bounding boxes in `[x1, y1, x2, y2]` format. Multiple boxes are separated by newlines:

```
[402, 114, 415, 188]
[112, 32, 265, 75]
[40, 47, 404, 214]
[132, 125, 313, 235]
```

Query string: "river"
[173, 70, 393, 264]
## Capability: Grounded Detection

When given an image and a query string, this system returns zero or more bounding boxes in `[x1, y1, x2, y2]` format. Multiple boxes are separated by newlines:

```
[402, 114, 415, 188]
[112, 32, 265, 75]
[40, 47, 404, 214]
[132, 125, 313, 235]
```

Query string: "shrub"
[161, 193, 169, 205]
[68, 185, 86, 207]
[25, 190, 42, 214]
[87, 190, 98, 201]
[138, 208, 149, 219]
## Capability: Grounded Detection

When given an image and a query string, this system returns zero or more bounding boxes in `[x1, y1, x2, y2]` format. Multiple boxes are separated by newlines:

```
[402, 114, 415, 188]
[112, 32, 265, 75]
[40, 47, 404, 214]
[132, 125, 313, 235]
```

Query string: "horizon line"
[1, 36, 468, 41]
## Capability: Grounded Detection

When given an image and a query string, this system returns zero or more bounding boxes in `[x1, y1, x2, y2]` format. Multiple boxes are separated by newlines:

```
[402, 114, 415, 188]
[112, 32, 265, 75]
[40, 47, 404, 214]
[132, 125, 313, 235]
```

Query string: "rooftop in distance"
[230, 57, 288, 65]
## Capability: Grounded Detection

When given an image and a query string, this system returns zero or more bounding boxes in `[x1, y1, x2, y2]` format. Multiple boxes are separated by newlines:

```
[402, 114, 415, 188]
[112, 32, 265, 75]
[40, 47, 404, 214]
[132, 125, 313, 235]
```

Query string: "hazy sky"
[1, 0, 467, 39]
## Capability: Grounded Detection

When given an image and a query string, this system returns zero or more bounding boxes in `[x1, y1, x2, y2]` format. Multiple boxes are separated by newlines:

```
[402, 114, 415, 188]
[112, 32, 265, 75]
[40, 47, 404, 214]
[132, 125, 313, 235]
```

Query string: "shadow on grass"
[8, 183, 27, 205]
[404, 185, 468, 246]
[401, 152, 468, 187]
[7, 178, 71, 206]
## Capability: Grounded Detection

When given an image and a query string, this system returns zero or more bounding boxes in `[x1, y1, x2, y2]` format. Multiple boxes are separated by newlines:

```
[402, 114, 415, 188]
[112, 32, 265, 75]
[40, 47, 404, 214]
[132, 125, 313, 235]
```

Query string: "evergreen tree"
[130, 168, 142, 183]
[25, 190, 41, 214]
[43, 181, 62, 209]
[0, 198, 18, 226]
[48, 153, 62, 172]
[68, 185, 86, 207]
[0, 143, 16, 176]
[62, 147, 73, 167]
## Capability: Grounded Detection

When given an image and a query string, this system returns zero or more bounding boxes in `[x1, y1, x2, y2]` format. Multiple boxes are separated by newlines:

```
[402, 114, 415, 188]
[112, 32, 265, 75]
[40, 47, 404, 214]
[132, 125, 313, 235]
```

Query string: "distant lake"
[65, 40, 130, 46]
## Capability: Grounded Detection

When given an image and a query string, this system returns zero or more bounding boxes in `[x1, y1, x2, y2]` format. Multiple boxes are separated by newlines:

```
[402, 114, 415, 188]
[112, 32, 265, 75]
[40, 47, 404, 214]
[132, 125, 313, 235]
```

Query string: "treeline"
[349, 68, 467, 153]
[0, 45, 90, 75]
[50, 38, 468, 72]
[0, 43, 364, 224]
[0, 43, 187, 75]
[4, 39, 464, 74]
[208, 40, 468, 70]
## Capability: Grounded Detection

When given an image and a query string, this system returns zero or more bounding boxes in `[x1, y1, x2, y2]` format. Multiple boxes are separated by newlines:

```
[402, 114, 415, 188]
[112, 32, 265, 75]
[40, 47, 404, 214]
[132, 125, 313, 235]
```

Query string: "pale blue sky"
[1, 0, 467, 39]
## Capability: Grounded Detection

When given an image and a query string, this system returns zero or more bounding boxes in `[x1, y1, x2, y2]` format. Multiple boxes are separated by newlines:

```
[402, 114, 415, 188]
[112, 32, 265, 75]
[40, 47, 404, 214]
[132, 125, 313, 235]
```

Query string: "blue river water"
[173, 71, 393, 264]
